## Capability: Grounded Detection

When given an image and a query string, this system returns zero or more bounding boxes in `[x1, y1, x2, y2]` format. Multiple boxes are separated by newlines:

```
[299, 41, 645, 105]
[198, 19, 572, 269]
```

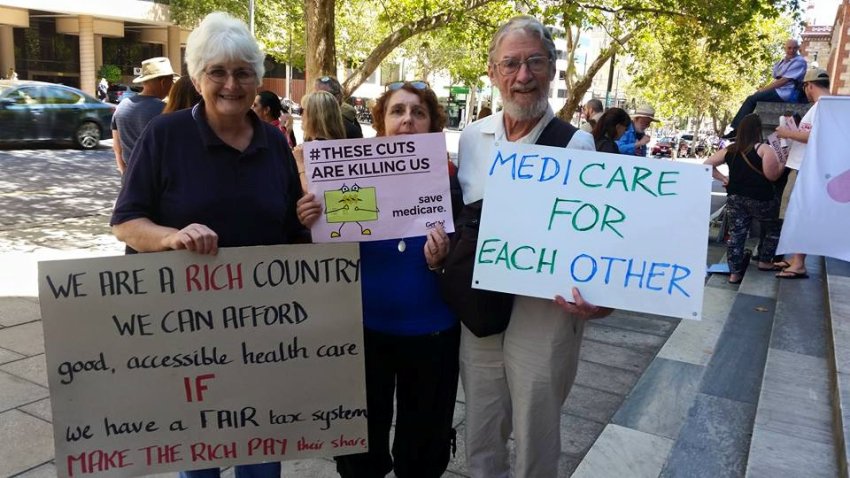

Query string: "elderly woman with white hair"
[110, 11, 305, 478]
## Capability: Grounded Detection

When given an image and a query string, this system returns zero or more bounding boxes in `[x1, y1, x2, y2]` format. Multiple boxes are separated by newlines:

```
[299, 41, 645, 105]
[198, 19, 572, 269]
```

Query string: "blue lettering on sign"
[568, 253, 691, 297]
[489, 150, 572, 185]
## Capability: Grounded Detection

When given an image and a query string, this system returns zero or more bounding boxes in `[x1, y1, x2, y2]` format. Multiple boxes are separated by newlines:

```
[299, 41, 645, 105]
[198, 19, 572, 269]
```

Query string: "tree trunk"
[305, 0, 336, 86]
[340, 0, 496, 98]
[556, 31, 633, 121]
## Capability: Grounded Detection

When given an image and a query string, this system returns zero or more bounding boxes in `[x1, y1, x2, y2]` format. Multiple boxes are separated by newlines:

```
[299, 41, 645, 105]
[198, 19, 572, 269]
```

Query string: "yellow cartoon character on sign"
[324, 183, 379, 238]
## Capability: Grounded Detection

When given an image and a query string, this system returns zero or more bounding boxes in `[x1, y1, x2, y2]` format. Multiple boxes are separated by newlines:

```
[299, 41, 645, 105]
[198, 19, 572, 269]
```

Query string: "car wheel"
[75, 122, 101, 150]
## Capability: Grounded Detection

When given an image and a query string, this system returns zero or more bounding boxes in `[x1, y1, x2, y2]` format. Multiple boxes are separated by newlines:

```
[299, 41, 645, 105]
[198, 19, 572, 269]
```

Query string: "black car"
[107, 83, 142, 104]
[0, 80, 115, 149]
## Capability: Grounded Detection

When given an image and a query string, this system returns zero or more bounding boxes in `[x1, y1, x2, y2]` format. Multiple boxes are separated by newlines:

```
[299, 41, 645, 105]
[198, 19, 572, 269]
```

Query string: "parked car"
[651, 137, 674, 157]
[107, 83, 142, 104]
[0, 80, 115, 149]
[676, 133, 706, 157]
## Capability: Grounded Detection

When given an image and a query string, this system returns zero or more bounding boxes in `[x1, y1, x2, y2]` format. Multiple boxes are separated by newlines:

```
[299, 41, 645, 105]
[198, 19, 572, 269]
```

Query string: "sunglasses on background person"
[385, 81, 429, 91]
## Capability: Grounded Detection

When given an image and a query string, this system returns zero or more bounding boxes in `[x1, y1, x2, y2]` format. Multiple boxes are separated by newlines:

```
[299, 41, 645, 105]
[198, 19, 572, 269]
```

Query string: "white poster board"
[474, 142, 712, 320]
[304, 133, 454, 242]
[778, 96, 850, 261]
[38, 244, 367, 477]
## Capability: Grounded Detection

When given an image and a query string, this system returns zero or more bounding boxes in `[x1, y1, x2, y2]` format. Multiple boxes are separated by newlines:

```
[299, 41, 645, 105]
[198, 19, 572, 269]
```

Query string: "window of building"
[557, 89, 567, 98]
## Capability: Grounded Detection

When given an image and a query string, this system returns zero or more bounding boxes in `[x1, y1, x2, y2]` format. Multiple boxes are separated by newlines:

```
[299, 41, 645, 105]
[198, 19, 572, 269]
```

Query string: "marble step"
[745, 257, 838, 477]
[825, 258, 850, 478]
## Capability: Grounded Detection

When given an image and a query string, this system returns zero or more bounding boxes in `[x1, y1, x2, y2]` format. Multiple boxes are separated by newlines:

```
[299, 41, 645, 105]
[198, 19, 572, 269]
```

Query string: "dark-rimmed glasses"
[385, 81, 429, 91]
[204, 67, 257, 85]
[492, 56, 551, 76]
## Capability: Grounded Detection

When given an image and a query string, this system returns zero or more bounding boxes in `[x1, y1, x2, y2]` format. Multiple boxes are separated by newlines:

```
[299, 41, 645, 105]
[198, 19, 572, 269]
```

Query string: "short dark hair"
[371, 82, 447, 136]
[256, 90, 282, 119]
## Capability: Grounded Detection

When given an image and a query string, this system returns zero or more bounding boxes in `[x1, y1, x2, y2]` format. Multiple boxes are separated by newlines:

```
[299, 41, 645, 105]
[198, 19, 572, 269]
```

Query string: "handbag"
[438, 117, 578, 337]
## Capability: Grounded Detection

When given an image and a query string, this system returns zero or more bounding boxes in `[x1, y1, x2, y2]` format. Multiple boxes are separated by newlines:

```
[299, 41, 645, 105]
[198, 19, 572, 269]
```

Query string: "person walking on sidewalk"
[456, 15, 612, 478]
[111, 57, 176, 175]
[773, 68, 831, 279]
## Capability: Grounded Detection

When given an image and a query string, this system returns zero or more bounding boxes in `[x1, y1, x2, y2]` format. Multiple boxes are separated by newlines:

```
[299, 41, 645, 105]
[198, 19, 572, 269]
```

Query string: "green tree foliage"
[534, 0, 800, 119]
[629, 14, 792, 134]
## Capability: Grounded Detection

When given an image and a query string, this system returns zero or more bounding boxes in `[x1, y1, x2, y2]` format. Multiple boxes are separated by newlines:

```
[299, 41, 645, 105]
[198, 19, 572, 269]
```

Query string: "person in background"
[162, 76, 201, 114]
[724, 39, 807, 139]
[616, 104, 656, 157]
[773, 68, 830, 279]
[704, 114, 783, 284]
[314, 75, 364, 139]
[280, 103, 297, 148]
[456, 15, 612, 478]
[592, 107, 631, 154]
[251, 90, 286, 133]
[580, 98, 604, 133]
[110, 12, 305, 476]
[295, 80, 459, 478]
[475, 106, 492, 121]
[111, 57, 176, 175]
[292, 90, 347, 191]
[97, 78, 108, 101]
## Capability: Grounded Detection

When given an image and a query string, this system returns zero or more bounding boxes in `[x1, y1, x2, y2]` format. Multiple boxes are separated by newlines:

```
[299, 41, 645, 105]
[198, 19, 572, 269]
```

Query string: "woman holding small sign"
[111, 12, 305, 478]
[296, 81, 460, 478]
[704, 114, 783, 284]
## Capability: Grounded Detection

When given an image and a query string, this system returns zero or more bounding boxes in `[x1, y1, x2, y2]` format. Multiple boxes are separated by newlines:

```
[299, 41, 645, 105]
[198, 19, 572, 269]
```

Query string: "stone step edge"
[825, 258, 850, 478]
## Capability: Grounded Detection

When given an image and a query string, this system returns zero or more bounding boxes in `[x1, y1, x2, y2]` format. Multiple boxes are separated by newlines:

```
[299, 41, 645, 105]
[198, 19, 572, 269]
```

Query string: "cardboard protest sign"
[304, 133, 454, 242]
[767, 133, 788, 165]
[473, 142, 712, 320]
[38, 244, 366, 477]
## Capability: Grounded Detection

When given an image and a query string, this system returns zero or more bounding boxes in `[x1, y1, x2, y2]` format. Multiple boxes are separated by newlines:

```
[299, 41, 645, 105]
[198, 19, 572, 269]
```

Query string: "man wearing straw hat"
[112, 57, 178, 175]
[617, 104, 657, 157]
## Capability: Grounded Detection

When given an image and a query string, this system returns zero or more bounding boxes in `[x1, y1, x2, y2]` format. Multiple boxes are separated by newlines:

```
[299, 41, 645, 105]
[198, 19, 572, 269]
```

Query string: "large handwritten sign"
[473, 142, 712, 320]
[304, 133, 454, 242]
[38, 244, 367, 477]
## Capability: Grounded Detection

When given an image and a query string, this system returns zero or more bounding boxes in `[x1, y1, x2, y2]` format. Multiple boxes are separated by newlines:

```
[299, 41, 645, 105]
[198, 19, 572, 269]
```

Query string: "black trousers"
[335, 325, 460, 478]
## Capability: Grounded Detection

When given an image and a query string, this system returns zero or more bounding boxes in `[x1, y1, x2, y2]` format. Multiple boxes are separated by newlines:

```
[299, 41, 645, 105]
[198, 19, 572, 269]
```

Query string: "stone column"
[167, 26, 182, 73]
[94, 35, 103, 74]
[78, 16, 95, 96]
[0, 25, 14, 78]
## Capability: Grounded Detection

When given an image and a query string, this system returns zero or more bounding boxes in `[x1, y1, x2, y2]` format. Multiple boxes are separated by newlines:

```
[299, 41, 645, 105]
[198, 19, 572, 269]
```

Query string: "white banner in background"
[778, 96, 850, 261]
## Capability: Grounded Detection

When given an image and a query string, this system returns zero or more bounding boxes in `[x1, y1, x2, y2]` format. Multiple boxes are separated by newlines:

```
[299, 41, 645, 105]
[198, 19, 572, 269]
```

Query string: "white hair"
[185, 12, 265, 86]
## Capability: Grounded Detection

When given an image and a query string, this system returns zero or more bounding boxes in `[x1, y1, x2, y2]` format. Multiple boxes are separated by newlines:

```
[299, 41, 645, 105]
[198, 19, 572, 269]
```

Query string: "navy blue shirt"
[360, 236, 457, 336]
[111, 101, 306, 247]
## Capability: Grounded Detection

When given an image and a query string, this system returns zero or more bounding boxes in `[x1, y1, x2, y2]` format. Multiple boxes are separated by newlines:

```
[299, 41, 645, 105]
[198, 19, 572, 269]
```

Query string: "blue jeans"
[180, 462, 281, 478]
[730, 89, 783, 130]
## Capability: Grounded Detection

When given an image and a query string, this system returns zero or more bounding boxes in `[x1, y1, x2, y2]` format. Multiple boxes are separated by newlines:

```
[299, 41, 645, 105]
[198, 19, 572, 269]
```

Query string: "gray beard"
[502, 93, 549, 123]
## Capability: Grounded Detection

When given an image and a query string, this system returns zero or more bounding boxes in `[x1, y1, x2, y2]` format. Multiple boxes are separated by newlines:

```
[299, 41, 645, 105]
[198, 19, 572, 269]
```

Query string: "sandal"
[758, 264, 785, 271]
[772, 260, 791, 269]
[776, 270, 809, 279]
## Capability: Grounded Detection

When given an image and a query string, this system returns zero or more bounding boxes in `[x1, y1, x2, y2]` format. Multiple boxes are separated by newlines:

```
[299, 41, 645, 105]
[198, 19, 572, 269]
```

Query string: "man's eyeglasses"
[492, 56, 551, 76]
[204, 67, 257, 85]
[385, 81, 429, 91]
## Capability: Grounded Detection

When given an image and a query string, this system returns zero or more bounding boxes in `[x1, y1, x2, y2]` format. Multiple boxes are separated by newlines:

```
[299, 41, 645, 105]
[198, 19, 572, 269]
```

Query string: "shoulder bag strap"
[537, 117, 578, 148]
[739, 146, 768, 179]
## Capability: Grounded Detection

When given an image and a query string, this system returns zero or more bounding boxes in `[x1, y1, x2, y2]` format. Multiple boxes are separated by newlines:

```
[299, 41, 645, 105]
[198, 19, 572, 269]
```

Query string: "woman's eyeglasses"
[385, 81, 429, 91]
[492, 56, 551, 76]
[204, 67, 257, 85]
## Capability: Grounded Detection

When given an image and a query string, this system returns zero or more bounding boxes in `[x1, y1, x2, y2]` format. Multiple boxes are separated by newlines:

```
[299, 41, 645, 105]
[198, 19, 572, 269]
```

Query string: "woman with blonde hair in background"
[292, 90, 346, 189]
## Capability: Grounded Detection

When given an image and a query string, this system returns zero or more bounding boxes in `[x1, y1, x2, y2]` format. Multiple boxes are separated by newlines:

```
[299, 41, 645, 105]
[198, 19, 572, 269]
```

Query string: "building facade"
[826, 0, 850, 94]
[0, 0, 188, 96]
[801, 25, 833, 68]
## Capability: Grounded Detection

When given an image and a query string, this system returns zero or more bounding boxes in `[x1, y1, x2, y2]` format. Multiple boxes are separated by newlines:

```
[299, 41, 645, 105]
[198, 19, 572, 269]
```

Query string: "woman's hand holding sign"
[297, 193, 323, 228]
[424, 224, 450, 270]
[554, 287, 613, 320]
